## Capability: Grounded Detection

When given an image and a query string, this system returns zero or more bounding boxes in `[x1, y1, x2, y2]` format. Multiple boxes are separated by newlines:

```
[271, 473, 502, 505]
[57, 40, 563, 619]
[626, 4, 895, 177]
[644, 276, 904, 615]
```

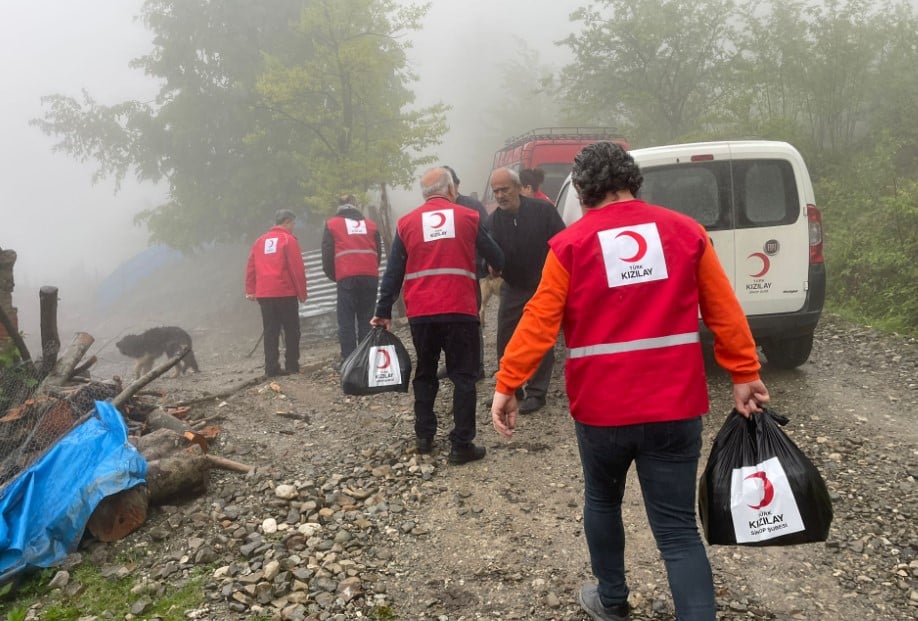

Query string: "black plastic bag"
[340, 326, 412, 396]
[698, 408, 833, 546]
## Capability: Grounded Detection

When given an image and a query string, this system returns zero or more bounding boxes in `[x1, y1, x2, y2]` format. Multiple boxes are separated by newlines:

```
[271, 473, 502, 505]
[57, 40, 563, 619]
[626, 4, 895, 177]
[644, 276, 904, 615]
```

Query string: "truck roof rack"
[501, 127, 626, 149]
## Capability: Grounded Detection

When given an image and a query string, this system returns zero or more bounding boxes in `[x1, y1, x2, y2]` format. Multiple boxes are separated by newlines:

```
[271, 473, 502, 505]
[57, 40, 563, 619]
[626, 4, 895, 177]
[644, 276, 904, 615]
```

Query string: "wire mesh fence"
[0, 356, 118, 493]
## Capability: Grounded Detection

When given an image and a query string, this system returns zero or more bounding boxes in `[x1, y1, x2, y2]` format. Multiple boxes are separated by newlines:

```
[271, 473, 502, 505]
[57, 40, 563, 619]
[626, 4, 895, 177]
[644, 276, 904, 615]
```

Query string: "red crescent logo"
[431, 212, 446, 228]
[748, 252, 770, 278]
[615, 230, 648, 263]
[744, 471, 775, 509]
[376, 349, 391, 369]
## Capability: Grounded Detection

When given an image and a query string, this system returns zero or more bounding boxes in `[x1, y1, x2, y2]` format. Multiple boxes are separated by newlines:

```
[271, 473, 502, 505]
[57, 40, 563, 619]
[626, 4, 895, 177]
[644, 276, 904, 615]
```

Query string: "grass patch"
[0, 563, 210, 621]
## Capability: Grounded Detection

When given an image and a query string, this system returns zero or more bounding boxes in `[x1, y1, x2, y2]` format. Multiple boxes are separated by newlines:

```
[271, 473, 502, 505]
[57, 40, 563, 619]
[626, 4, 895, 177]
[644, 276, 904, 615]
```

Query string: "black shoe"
[518, 396, 545, 414]
[448, 443, 486, 465]
[416, 437, 434, 454]
[579, 584, 630, 621]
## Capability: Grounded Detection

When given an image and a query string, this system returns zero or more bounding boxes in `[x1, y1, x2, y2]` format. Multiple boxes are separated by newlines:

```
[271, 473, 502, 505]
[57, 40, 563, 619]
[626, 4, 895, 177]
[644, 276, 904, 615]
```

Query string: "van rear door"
[633, 142, 810, 318]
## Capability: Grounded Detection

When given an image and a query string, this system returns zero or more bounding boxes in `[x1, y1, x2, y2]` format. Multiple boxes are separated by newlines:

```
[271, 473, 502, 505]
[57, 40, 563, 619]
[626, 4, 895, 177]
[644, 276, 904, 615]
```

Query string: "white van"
[555, 140, 825, 369]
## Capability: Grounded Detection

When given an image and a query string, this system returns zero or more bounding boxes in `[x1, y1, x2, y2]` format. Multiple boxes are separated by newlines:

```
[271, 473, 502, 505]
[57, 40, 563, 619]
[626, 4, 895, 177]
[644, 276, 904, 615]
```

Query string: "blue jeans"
[575, 417, 715, 621]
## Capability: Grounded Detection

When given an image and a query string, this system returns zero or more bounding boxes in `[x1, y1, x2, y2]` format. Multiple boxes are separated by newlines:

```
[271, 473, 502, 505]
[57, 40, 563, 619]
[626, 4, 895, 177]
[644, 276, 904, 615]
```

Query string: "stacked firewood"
[0, 286, 252, 543]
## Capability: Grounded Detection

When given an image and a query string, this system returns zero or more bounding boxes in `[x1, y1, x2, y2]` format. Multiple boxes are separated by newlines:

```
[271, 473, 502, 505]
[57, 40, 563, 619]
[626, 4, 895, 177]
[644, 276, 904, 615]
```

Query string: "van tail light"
[807, 204, 824, 264]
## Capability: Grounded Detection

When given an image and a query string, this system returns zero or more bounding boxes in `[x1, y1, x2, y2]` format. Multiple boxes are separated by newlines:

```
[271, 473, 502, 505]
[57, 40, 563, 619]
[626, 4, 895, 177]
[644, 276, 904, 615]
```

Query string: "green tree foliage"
[560, 0, 739, 146]
[731, 0, 887, 160]
[817, 136, 918, 332]
[255, 0, 446, 211]
[31, 0, 444, 249]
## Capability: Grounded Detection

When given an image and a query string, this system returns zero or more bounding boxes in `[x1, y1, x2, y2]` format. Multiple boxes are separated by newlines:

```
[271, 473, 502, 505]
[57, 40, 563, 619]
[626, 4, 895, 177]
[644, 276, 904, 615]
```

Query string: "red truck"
[481, 127, 630, 211]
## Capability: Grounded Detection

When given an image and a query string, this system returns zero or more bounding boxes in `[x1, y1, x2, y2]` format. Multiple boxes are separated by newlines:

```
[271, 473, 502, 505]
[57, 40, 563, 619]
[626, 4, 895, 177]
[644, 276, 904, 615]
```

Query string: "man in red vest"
[245, 209, 308, 378]
[372, 167, 504, 464]
[491, 142, 770, 621]
[322, 195, 383, 361]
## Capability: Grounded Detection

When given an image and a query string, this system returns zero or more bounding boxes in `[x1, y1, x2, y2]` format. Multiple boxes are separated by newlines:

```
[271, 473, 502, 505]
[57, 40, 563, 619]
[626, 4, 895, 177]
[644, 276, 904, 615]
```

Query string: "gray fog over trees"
[28, 0, 918, 331]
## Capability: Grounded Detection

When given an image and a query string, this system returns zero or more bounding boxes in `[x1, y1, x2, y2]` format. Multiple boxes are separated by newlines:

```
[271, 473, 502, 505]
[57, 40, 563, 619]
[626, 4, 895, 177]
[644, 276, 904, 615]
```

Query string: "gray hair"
[495, 167, 521, 186]
[275, 209, 296, 225]
[420, 167, 454, 199]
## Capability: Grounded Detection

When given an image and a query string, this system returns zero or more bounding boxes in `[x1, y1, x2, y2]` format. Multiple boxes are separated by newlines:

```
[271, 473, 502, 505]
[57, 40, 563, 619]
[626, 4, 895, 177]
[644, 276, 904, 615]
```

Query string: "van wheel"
[761, 333, 814, 369]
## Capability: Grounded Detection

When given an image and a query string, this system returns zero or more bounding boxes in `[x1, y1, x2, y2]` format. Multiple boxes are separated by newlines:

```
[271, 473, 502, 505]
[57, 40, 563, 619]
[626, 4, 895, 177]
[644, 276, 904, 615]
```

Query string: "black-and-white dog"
[116, 326, 200, 379]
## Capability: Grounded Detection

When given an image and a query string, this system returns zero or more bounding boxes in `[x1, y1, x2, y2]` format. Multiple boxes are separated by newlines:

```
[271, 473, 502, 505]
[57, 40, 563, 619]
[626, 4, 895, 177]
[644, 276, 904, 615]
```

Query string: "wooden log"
[86, 485, 150, 542]
[38, 332, 94, 393]
[132, 428, 192, 462]
[145, 406, 191, 434]
[205, 454, 253, 474]
[38, 286, 60, 376]
[110, 346, 190, 410]
[145, 453, 211, 505]
[71, 354, 97, 378]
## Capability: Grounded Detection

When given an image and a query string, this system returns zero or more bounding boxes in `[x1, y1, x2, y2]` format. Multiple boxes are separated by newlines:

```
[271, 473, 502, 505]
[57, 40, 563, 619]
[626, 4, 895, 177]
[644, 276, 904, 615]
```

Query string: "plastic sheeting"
[0, 401, 147, 582]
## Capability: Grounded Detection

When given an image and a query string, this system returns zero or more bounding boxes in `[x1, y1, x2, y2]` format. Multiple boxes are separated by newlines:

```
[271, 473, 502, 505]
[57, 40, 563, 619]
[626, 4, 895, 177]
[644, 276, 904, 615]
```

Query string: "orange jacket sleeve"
[696, 228, 761, 383]
[495, 249, 569, 395]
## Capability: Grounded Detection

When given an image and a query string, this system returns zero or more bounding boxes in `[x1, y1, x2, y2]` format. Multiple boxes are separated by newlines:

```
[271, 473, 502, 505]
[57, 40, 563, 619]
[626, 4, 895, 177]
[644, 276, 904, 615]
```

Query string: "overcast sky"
[0, 0, 577, 292]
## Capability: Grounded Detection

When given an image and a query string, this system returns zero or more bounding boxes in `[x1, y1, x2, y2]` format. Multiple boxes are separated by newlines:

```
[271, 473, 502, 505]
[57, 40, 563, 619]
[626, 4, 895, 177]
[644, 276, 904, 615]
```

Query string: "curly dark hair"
[571, 142, 643, 208]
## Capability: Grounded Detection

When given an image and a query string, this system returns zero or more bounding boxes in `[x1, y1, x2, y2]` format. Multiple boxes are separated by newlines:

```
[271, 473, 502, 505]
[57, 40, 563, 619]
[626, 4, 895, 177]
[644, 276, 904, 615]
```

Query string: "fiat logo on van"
[763, 239, 780, 256]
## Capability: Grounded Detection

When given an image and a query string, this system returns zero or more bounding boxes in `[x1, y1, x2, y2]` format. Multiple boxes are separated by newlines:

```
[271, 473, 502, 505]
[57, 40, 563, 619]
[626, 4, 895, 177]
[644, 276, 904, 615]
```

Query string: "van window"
[737, 160, 799, 226]
[538, 163, 574, 202]
[640, 164, 727, 229]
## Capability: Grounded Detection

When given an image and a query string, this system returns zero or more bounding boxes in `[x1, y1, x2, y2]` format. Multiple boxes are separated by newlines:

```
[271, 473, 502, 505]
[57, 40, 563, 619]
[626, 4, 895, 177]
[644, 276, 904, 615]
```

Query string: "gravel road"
[13, 312, 916, 621]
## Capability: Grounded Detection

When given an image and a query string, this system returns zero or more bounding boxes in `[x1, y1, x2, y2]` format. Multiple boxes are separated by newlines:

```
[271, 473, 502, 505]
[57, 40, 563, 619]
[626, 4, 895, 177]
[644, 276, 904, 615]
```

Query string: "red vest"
[327, 216, 379, 279]
[549, 199, 709, 426]
[397, 198, 479, 318]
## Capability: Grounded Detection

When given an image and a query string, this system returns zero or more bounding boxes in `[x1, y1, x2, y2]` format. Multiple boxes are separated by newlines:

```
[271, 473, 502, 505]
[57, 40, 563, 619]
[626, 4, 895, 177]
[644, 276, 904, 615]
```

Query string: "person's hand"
[491, 391, 518, 438]
[733, 379, 770, 418]
[245, 293, 255, 301]
[370, 316, 391, 330]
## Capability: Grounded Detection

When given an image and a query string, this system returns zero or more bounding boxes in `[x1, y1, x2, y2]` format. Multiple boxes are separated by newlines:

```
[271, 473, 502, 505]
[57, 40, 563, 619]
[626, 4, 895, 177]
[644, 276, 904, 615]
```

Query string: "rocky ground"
[9, 307, 918, 620]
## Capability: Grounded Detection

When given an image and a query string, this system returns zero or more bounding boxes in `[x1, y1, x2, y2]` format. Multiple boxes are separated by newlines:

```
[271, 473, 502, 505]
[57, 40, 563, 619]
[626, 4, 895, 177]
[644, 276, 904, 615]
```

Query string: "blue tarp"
[0, 401, 147, 582]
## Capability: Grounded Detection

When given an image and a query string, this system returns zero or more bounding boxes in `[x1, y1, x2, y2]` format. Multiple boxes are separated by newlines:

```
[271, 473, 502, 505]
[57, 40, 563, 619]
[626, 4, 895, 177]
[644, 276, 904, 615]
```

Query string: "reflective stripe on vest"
[404, 267, 477, 280]
[335, 249, 377, 258]
[567, 331, 699, 359]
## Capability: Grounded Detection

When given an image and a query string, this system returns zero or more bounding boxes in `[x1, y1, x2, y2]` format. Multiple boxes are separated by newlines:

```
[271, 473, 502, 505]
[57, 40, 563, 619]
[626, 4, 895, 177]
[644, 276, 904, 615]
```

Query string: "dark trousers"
[575, 417, 715, 621]
[410, 321, 480, 448]
[496, 282, 554, 400]
[336, 276, 378, 359]
[258, 296, 301, 374]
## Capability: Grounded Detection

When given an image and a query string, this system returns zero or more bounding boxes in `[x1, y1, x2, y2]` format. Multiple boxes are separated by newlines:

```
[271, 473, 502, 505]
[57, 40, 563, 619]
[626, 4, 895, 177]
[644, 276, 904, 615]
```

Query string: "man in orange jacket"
[245, 209, 307, 378]
[491, 142, 769, 621]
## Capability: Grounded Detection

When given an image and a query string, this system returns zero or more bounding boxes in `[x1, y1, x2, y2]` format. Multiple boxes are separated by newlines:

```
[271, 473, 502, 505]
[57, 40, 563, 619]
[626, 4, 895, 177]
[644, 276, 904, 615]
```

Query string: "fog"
[0, 0, 578, 354]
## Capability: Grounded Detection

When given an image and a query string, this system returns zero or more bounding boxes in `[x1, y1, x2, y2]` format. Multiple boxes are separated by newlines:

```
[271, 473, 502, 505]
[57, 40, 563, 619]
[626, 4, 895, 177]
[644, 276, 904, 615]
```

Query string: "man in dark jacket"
[322, 195, 383, 360]
[487, 168, 565, 413]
